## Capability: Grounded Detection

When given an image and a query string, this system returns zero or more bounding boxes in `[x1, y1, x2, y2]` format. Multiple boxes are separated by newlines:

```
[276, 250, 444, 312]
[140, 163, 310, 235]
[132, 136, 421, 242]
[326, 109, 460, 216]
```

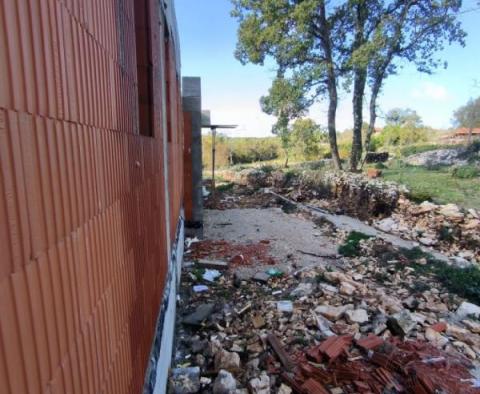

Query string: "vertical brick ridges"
[0, 0, 184, 393]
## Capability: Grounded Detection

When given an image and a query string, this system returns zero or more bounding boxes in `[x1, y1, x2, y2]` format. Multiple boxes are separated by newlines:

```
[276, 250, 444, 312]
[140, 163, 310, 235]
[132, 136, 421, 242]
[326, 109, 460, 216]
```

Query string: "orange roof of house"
[454, 127, 480, 135]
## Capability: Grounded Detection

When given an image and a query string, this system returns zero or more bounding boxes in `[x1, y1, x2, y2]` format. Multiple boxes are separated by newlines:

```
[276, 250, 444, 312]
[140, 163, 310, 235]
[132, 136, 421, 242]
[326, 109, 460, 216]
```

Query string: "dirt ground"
[204, 207, 338, 276]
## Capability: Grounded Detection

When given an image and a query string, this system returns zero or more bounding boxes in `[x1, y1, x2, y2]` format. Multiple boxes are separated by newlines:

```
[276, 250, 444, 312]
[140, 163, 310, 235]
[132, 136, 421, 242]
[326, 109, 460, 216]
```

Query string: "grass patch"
[388, 247, 480, 304]
[338, 231, 372, 257]
[434, 264, 480, 304]
[451, 165, 479, 179]
[382, 161, 480, 209]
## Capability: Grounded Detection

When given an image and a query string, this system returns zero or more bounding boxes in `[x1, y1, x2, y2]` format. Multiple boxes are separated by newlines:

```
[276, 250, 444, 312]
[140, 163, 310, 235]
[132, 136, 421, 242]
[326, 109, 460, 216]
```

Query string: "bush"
[408, 190, 433, 203]
[338, 231, 372, 257]
[374, 162, 387, 169]
[451, 165, 480, 179]
[259, 164, 276, 174]
[389, 247, 480, 304]
[376, 124, 428, 148]
[458, 140, 480, 162]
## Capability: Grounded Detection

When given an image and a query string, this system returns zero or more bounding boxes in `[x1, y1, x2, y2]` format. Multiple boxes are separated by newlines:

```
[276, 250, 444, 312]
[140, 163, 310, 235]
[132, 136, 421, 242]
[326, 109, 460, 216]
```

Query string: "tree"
[290, 118, 324, 160]
[362, 0, 465, 163]
[453, 97, 480, 143]
[232, 0, 465, 172]
[232, 0, 348, 169]
[385, 108, 423, 128]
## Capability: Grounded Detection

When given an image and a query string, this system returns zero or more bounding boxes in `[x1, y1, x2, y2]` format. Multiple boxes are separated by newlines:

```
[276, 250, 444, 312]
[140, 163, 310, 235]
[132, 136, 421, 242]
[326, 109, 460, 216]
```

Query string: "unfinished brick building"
[0, 1, 191, 393]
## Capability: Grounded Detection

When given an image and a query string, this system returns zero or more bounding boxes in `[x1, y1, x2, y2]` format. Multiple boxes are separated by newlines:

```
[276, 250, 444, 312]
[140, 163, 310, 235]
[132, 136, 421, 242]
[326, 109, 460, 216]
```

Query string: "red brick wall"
[0, 1, 183, 393]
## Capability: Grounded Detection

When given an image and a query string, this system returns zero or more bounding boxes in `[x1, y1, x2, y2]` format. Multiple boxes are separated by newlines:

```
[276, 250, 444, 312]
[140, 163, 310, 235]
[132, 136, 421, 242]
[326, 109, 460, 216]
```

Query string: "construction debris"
[375, 198, 480, 263]
[170, 181, 480, 394]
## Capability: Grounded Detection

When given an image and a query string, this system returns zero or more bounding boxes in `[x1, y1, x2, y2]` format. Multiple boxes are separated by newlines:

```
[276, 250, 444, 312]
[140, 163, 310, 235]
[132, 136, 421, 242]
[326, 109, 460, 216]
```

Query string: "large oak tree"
[232, 0, 466, 171]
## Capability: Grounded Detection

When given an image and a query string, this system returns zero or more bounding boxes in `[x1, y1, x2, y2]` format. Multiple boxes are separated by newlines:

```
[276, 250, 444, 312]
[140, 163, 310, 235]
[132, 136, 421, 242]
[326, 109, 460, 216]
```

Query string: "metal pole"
[211, 127, 216, 202]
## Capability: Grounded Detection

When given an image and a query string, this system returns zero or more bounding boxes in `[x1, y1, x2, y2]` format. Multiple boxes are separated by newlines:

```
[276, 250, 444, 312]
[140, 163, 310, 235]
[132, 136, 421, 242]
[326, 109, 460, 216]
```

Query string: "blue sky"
[175, 0, 480, 137]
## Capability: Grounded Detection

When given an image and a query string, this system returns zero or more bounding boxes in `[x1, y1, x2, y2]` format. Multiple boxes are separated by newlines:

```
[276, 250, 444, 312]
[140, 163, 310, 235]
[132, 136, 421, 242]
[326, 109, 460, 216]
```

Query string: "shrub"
[408, 190, 433, 203]
[458, 140, 480, 162]
[384, 247, 480, 304]
[376, 125, 428, 148]
[374, 162, 387, 169]
[259, 164, 275, 174]
[338, 231, 372, 257]
[451, 165, 479, 179]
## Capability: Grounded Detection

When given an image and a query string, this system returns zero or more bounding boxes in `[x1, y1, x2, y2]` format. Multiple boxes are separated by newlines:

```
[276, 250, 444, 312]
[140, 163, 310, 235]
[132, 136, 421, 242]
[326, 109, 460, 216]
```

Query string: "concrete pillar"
[182, 77, 203, 237]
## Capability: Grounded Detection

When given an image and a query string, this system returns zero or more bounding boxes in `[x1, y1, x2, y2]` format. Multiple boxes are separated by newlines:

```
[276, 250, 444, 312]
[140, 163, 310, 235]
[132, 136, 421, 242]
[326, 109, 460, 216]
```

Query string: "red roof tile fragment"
[429, 322, 447, 333]
[281, 372, 305, 394]
[356, 334, 385, 351]
[318, 335, 353, 362]
[299, 363, 332, 384]
[301, 378, 330, 394]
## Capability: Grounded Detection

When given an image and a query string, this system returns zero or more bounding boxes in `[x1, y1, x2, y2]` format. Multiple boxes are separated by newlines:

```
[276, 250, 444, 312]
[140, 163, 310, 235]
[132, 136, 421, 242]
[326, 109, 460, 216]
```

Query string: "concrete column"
[182, 77, 203, 237]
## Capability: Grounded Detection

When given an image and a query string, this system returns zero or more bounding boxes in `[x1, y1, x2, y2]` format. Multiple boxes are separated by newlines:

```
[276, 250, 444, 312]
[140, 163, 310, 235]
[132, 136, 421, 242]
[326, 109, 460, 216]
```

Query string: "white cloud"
[411, 81, 449, 101]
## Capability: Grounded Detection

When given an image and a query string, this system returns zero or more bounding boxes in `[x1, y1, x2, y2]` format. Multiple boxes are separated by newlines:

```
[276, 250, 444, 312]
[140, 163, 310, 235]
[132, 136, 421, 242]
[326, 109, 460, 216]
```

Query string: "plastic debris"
[193, 285, 209, 293]
[203, 269, 222, 282]
[277, 300, 293, 313]
[185, 237, 199, 248]
[266, 268, 283, 277]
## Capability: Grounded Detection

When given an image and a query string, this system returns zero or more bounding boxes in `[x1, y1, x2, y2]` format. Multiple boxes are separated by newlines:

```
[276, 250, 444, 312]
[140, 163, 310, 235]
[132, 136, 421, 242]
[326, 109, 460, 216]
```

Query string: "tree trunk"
[327, 81, 342, 170]
[363, 78, 381, 163]
[319, 1, 342, 170]
[361, 1, 411, 169]
[350, 69, 367, 171]
[350, 2, 367, 172]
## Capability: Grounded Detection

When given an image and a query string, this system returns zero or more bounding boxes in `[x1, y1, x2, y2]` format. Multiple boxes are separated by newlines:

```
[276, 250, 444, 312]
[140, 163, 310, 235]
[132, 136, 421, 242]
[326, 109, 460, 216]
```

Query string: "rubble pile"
[204, 183, 279, 210]
[277, 171, 407, 219]
[405, 147, 469, 167]
[375, 198, 480, 263]
[228, 168, 407, 219]
[288, 335, 478, 393]
[170, 234, 480, 393]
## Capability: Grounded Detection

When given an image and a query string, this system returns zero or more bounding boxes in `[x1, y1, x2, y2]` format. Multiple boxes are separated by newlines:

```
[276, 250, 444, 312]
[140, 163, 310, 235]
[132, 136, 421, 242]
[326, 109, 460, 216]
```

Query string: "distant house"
[454, 127, 480, 138]
[441, 127, 480, 143]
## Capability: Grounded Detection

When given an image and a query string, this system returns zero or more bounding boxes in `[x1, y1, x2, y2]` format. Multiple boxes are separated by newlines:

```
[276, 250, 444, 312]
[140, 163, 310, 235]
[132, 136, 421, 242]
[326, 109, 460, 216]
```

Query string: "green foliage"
[338, 231, 372, 257]
[458, 140, 480, 162]
[382, 161, 480, 209]
[258, 164, 275, 174]
[434, 264, 480, 305]
[288, 118, 326, 161]
[451, 165, 480, 179]
[216, 182, 235, 192]
[375, 124, 428, 148]
[385, 108, 423, 128]
[231, 0, 465, 172]
[202, 135, 281, 169]
[453, 96, 480, 129]
[407, 251, 480, 305]
[408, 190, 433, 203]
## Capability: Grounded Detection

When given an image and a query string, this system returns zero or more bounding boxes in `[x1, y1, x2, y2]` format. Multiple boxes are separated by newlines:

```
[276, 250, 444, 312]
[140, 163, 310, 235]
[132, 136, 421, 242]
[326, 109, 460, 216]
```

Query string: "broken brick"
[317, 335, 353, 362]
[301, 378, 329, 394]
[428, 322, 447, 333]
[356, 334, 384, 351]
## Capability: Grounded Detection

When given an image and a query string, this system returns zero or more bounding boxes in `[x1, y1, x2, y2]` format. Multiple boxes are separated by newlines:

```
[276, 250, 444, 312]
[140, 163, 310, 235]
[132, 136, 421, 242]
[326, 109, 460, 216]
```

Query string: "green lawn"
[382, 164, 480, 209]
